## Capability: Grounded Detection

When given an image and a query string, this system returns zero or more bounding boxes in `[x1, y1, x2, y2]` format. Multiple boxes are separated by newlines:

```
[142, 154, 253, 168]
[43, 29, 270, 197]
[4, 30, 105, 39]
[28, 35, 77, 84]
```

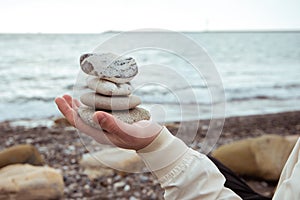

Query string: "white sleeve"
[137, 127, 242, 200]
[273, 138, 300, 200]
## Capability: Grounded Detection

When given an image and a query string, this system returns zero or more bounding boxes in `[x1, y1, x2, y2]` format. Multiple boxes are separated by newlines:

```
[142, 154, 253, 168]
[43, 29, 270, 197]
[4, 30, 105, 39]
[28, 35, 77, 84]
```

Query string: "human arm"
[55, 94, 241, 199]
[272, 138, 300, 200]
[137, 127, 242, 200]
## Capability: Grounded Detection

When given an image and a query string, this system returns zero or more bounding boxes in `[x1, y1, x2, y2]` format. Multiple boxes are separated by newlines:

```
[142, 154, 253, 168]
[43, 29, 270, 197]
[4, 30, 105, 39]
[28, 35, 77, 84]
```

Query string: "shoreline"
[1, 109, 300, 128]
[0, 110, 299, 199]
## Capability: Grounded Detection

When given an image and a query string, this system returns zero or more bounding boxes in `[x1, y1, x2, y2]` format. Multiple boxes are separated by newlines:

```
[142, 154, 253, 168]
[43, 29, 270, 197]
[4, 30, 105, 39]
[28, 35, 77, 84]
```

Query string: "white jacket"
[137, 127, 300, 200]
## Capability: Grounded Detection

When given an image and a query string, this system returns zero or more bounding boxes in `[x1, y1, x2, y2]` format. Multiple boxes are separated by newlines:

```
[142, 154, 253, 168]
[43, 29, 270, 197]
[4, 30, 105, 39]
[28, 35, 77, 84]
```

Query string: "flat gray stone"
[87, 77, 133, 96]
[80, 92, 141, 110]
[78, 106, 151, 129]
[80, 53, 138, 84]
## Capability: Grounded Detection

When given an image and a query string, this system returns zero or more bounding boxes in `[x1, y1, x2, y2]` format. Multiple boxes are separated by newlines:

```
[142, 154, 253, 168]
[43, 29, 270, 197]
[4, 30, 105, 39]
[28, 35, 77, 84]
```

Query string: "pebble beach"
[0, 32, 299, 199]
[1, 111, 299, 199]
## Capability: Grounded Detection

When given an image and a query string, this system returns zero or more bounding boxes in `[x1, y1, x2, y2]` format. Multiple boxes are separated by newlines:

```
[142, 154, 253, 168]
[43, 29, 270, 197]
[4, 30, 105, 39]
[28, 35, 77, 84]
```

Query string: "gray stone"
[80, 92, 141, 110]
[87, 77, 133, 96]
[80, 53, 138, 83]
[78, 106, 151, 129]
[113, 181, 125, 189]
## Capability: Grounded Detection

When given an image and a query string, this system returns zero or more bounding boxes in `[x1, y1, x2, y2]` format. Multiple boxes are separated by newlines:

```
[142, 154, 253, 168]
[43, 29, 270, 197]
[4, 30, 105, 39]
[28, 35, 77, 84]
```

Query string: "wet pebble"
[113, 181, 126, 190]
[129, 196, 138, 200]
[3, 111, 297, 199]
[139, 175, 149, 182]
[124, 184, 130, 192]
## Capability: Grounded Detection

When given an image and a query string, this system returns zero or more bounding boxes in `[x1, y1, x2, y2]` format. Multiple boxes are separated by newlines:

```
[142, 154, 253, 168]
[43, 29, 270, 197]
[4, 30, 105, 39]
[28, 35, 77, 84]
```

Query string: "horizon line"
[1, 28, 300, 34]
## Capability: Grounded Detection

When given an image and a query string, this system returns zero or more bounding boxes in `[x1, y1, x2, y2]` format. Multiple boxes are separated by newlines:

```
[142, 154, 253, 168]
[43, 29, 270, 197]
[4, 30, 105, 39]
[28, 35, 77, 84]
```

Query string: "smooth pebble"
[78, 106, 151, 129]
[80, 92, 141, 110]
[87, 77, 132, 96]
[80, 53, 138, 84]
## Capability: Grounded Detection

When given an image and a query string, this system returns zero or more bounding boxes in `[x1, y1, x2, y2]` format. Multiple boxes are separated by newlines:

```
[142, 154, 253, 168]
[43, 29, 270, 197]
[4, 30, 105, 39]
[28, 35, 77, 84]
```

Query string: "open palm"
[55, 95, 162, 150]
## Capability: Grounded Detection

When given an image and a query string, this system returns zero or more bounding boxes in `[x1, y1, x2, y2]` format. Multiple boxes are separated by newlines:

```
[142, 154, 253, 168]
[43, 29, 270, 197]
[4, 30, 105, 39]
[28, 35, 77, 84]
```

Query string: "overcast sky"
[1, 0, 300, 33]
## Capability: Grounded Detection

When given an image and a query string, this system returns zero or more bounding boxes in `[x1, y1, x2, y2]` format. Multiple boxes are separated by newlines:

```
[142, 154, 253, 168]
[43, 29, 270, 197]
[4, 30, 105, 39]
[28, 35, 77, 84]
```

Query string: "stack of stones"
[77, 53, 150, 129]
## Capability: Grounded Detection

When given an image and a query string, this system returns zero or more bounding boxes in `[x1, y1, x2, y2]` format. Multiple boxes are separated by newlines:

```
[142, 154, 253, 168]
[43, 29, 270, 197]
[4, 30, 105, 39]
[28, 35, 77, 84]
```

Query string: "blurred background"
[0, 0, 299, 123]
[0, 1, 300, 199]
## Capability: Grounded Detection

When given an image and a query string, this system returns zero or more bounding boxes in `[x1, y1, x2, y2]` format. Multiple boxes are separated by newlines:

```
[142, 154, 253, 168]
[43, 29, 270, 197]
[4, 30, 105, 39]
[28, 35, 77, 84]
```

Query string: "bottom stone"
[78, 106, 151, 129]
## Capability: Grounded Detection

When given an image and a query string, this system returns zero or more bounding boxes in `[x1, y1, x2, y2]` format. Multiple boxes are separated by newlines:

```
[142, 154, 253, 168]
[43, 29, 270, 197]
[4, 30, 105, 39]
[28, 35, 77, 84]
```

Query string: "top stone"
[80, 53, 138, 84]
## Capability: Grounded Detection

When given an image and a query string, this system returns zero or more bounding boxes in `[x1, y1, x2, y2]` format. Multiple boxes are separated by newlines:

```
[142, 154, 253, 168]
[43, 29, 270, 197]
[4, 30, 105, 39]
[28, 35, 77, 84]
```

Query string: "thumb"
[92, 111, 131, 135]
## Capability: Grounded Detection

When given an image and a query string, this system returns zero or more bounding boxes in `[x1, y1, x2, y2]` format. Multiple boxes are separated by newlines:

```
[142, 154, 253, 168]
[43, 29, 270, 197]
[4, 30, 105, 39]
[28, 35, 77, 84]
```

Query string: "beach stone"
[80, 148, 145, 180]
[0, 144, 44, 169]
[81, 165, 114, 180]
[212, 134, 297, 181]
[87, 77, 133, 96]
[80, 92, 141, 110]
[80, 53, 138, 84]
[78, 106, 151, 129]
[54, 117, 72, 127]
[0, 164, 64, 200]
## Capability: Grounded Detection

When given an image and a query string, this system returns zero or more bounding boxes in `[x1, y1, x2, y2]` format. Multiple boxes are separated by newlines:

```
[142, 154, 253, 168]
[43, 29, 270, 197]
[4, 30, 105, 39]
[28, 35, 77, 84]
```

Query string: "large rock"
[80, 148, 145, 180]
[80, 53, 138, 83]
[78, 106, 151, 129]
[87, 77, 133, 96]
[80, 92, 141, 110]
[212, 134, 298, 181]
[0, 164, 64, 200]
[0, 144, 44, 169]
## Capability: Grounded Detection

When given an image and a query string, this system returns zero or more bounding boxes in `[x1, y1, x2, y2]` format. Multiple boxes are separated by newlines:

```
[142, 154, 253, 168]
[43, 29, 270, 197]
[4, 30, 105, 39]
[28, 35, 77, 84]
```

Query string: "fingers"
[55, 96, 113, 145]
[62, 94, 81, 109]
[93, 112, 134, 136]
[73, 115, 113, 145]
[56, 95, 161, 150]
[93, 112, 122, 134]
[93, 111, 160, 139]
[62, 95, 72, 106]
[55, 97, 76, 126]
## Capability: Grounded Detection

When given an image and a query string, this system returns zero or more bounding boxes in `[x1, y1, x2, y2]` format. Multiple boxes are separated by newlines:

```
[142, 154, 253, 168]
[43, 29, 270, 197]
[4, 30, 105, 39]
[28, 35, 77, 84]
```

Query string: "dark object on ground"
[209, 155, 272, 200]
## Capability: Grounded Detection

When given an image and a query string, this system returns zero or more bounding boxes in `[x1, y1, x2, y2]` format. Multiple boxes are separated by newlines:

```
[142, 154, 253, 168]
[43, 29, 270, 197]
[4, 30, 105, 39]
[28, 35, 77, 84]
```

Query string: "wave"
[273, 83, 300, 89]
[141, 101, 211, 105]
[174, 85, 208, 91]
[228, 95, 290, 102]
[6, 96, 55, 103]
[226, 83, 300, 93]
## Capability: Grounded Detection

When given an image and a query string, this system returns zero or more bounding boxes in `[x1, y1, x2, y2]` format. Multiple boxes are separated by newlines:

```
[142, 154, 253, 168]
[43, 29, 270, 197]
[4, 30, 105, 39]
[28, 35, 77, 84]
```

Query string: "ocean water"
[0, 32, 300, 122]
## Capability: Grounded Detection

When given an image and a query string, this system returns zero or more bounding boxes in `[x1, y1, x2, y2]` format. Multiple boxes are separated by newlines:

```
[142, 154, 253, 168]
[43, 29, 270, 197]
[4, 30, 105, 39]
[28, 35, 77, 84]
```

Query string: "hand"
[55, 95, 162, 151]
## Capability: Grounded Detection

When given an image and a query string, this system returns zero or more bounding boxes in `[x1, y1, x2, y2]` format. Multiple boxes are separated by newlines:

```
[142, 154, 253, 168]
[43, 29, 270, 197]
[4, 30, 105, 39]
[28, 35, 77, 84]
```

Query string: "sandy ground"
[0, 111, 299, 199]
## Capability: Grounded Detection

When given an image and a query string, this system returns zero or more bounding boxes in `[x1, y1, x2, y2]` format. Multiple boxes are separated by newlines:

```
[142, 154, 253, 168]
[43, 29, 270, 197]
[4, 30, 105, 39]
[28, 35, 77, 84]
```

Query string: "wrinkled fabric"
[138, 127, 300, 200]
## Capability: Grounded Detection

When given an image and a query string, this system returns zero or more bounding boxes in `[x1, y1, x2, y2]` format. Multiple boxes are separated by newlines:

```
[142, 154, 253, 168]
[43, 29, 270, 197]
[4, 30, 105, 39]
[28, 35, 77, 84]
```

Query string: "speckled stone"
[80, 92, 141, 110]
[87, 77, 133, 96]
[78, 106, 151, 129]
[80, 53, 138, 84]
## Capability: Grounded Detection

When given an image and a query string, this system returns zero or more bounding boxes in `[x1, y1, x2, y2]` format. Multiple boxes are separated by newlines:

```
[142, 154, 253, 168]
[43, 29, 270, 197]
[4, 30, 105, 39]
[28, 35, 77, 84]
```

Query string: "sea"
[1, 32, 300, 124]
